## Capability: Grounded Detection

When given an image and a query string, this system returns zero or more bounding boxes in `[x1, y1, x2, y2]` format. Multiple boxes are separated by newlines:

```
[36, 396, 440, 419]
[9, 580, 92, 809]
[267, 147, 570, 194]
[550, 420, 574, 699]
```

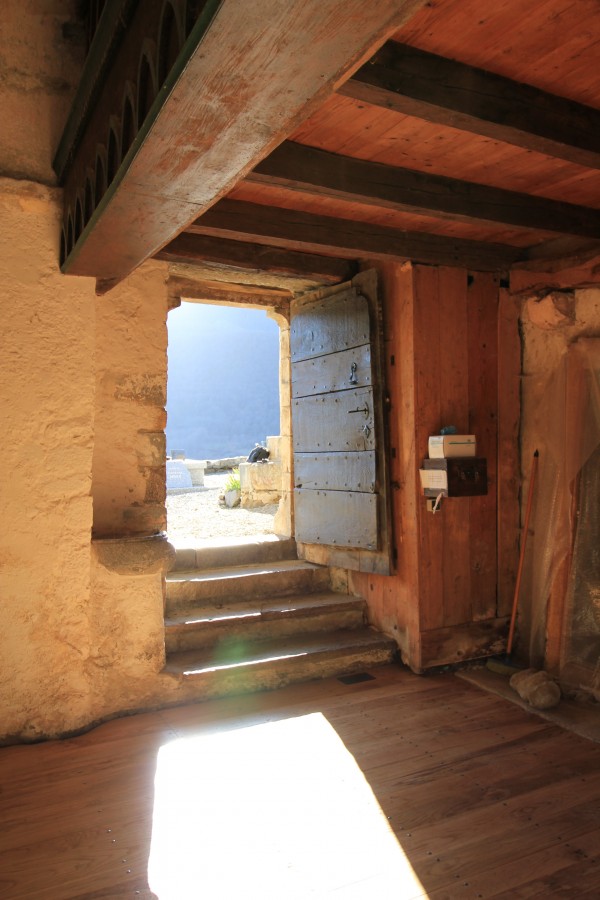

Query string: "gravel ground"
[166, 472, 277, 546]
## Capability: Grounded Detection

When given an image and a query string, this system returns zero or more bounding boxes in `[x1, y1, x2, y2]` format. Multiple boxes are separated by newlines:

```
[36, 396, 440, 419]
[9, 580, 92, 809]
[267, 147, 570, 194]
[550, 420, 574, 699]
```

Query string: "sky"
[166, 302, 280, 460]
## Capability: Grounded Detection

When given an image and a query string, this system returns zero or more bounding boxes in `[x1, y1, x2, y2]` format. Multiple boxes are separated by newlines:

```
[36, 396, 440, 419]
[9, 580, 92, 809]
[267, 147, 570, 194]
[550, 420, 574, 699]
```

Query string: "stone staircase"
[164, 537, 396, 700]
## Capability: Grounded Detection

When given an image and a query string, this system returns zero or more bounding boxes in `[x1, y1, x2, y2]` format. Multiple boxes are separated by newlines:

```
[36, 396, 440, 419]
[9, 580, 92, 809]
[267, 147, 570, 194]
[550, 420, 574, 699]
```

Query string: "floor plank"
[0, 666, 598, 899]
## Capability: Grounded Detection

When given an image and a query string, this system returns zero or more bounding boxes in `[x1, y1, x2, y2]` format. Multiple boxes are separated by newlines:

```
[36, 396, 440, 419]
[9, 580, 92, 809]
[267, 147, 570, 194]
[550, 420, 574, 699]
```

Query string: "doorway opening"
[166, 300, 288, 548]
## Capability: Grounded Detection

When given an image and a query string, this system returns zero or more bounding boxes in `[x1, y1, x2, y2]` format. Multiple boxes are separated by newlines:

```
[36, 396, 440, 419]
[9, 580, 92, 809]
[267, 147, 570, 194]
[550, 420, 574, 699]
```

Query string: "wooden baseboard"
[420, 617, 509, 668]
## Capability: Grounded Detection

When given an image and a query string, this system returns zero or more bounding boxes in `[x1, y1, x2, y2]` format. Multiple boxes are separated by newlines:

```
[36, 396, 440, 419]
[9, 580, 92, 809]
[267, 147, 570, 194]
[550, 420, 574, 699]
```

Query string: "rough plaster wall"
[0, 1, 84, 184]
[88, 260, 171, 720]
[0, 189, 172, 739]
[521, 288, 600, 479]
[0, 179, 96, 740]
[522, 289, 600, 382]
[0, 0, 175, 740]
[88, 562, 168, 720]
[92, 261, 170, 537]
[520, 287, 600, 657]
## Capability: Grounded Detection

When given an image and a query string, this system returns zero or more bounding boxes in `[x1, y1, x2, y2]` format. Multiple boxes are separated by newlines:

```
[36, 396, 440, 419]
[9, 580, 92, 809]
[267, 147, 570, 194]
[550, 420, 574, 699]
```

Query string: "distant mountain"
[166, 302, 280, 460]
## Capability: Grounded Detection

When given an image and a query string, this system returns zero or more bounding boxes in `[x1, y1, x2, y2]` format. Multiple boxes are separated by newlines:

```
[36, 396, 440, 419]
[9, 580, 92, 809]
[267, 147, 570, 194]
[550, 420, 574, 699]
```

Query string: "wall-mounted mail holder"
[419, 457, 488, 498]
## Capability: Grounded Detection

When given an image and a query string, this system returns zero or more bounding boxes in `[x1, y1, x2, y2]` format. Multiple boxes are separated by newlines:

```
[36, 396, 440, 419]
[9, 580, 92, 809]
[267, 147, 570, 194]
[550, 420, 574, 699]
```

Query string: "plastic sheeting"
[526, 338, 600, 694]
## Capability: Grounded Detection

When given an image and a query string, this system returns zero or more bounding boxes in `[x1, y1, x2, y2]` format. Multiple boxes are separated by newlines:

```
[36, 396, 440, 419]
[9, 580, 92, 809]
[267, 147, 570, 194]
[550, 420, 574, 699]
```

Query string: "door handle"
[348, 401, 369, 418]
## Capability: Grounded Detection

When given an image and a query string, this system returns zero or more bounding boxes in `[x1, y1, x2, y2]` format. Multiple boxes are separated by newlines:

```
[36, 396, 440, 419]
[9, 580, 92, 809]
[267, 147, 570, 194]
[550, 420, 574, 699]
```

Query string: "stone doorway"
[165, 299, 293, 549]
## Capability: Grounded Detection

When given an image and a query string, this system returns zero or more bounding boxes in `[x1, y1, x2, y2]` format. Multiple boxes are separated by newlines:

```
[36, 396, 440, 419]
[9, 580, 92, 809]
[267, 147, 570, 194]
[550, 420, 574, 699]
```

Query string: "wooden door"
[290, 270, 392, 575]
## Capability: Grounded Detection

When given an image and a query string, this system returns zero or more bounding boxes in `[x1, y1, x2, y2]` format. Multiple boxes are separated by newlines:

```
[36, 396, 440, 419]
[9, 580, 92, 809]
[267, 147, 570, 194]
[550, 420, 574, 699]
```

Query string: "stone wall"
[239, 435, 283, 507]
[0, 1, 84, 185]
[0, 2, 175, 741]
[0, 178, 97, 740]
[87, 259, 172, 723]
[92, 261, 169, 537]
[0, 1, 95, 740]
[0, 175, 175, 741]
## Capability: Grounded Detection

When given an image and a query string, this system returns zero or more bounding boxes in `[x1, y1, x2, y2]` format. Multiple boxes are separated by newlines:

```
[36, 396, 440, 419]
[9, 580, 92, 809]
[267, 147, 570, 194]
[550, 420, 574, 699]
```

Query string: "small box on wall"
[420, 457, 488, 497]
[428, 434, 476, 458]
[419, 467, 449, 494]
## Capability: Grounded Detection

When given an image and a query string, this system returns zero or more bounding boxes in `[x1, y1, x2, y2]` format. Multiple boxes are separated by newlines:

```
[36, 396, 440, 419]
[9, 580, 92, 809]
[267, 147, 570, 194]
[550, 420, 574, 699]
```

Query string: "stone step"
[170, 536, 297, 573]
[165, 559, 330, 614]
[165, 591, 366, 653]
[163, 627, 397, 700]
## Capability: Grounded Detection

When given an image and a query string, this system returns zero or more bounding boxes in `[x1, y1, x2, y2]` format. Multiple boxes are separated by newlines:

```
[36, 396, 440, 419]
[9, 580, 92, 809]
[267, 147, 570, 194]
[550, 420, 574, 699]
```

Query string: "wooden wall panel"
[413, 265, 445, 632]
[437, 267, 472, 627]
[350, 261, 421, 666]
[467, 272, 500, 621]
[352, 260, 503, 672]
[388, 261, 422, 665]
[413, 265, 500, 645]
[419, 617, 508, 667]
[497, 289, 521, 617]
[414, 266, 499, 632]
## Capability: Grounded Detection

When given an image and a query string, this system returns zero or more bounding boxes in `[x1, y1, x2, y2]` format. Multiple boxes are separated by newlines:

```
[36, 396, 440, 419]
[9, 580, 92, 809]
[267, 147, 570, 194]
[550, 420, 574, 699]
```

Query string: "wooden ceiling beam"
[340, 42, 600, 170]
[510, 254, 600, 295]
[249, 142, 600, 239]
[167, 276, 293, 310]
[189, 199, 521, 271]
[515, 236, 600, 270]
[156, 233, 356, 284]
[60, 0, 431, 283]
[510, 235, 600, 293]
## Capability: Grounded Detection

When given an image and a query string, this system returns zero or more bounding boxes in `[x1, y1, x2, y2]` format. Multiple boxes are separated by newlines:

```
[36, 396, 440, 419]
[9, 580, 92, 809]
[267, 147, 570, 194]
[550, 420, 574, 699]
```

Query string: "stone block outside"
[239, 434, 283, 507]
[184, 459, 206, 486]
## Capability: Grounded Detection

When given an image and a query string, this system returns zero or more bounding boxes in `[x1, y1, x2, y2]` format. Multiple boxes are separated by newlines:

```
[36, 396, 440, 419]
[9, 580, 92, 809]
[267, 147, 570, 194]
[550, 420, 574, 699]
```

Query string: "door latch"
[348, 401, 369, 418]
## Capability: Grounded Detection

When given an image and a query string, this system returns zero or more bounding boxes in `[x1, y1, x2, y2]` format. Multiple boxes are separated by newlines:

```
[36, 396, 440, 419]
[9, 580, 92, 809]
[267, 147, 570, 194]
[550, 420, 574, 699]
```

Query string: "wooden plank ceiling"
[158, 0, 600, 285]
[57, 0, 600, 288]
[57, 0, 430, 290]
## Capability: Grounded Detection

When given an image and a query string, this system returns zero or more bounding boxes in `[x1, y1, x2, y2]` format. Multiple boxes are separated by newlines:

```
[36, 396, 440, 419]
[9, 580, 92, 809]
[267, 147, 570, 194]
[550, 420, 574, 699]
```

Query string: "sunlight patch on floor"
[148, 712, 426, 899]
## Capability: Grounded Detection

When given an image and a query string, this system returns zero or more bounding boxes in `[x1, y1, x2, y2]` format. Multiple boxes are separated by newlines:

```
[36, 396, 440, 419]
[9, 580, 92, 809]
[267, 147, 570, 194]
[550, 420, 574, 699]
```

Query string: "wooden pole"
[507, 450, 539, 656]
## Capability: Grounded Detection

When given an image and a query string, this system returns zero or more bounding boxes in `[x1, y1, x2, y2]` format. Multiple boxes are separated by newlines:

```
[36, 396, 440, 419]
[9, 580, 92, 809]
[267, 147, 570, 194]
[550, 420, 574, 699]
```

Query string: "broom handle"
[507, 450, 539, 656]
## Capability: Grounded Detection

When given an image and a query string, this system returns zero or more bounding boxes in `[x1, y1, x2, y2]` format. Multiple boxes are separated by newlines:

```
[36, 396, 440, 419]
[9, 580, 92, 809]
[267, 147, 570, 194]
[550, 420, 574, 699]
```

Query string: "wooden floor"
[1, 666, 599, 899]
